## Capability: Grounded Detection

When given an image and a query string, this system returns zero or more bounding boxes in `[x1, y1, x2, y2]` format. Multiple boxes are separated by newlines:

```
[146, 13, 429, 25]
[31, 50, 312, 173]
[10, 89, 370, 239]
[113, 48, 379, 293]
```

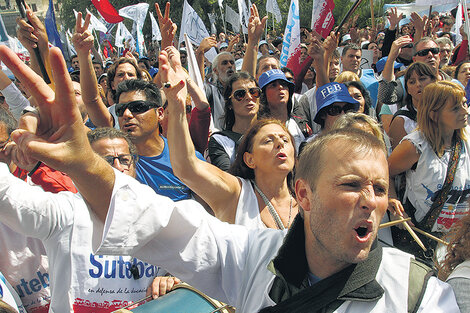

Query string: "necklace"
[253, 180, 292, 230]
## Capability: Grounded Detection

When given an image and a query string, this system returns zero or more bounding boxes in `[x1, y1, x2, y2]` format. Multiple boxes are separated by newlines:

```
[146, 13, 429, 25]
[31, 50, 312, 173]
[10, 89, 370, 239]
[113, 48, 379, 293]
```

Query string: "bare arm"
[388, 139, 419, 177]
[383, 35, 412, 82]
[309, 36, 329, 88]
[241, 4, 267, 76]
[195, 36, 217, 81]
[322, 31, 338, 84]
[410, 12, 427, 44]
[388, 116, 408, 150]
[73, 12, 113, 127]
[161, 47, 241, 223]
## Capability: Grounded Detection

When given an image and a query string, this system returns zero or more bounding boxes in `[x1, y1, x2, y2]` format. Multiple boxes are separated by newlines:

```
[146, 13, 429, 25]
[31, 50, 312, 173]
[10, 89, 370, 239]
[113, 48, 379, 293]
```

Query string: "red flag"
[91, 0, 123, 24]
[311, 0, 335, 39]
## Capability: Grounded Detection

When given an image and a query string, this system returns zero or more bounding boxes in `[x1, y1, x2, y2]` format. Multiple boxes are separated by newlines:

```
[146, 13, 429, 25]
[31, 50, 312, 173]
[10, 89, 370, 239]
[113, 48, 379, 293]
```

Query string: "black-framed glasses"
[115, 100, 157, 117]
[103, 154, 134, 168]
[414, 47, 440, 57]
[326, 103, 357, 116]
[230, 87, 261, 101]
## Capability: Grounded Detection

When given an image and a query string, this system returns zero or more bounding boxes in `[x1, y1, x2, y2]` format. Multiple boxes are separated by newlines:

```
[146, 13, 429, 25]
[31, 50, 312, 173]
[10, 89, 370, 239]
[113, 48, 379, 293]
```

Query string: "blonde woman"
[388, 81, 470, 255]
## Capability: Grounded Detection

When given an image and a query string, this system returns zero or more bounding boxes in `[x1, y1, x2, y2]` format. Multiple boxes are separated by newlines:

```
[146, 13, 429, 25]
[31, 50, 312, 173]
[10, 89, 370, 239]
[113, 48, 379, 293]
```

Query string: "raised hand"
[227, 34, 240, 52]
[156, 2, 177, 49]
[196, 36, 217, 55]
[389, 35, 413, 59]
[160, 47, 188, 105]
[410, 12, 428, 36]
[387, 7, 403, 31]
[323, 31, 339, 57]
[308, 37, 324, 63]
[0, 45, 114, 221]
[72, 12, 94, 56]
[247, 4, 267, 43]
[16, 4, 49, 53]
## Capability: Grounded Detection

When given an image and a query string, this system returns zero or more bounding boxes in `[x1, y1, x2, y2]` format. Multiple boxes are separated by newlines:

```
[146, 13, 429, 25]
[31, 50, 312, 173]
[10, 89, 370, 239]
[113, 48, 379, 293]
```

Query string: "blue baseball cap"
[314, 82, 359, 124]
[375, 56, 404, 74]
[259, 40, 268, 48]
[258, 69, 295, 94]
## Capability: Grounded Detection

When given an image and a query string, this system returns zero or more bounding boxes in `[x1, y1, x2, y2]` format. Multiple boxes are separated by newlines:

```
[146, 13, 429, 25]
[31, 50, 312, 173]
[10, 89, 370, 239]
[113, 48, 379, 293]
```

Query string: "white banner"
[149, 13, 162, 41]
[225, 5, 240, 32]
[266, 0, 282, 23]
[115, 22, 134, 49]
[179, 0, 210, 45]
[237, 0, 249, 34]
[119, 3, 149, 55]
[86, 9, 108, 33]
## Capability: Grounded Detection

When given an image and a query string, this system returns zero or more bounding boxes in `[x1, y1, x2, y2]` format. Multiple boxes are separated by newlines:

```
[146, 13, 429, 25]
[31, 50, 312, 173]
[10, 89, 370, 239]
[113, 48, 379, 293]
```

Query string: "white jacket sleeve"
[92, 170, 262, 305]
[1, 83, 33, 120]
[0, 163, 74, 241]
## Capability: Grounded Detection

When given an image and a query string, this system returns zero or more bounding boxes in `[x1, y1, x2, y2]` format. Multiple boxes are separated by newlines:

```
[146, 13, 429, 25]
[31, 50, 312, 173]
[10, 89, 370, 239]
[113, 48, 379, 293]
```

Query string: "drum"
[129, 283, 234, 313]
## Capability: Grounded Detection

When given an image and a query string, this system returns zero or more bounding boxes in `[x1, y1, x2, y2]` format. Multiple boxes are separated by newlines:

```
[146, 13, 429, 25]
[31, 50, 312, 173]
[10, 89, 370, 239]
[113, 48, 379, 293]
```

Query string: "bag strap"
[408, 259, 435, 313]
[391, 108, 417, 123]
[420, 132, 462, 232]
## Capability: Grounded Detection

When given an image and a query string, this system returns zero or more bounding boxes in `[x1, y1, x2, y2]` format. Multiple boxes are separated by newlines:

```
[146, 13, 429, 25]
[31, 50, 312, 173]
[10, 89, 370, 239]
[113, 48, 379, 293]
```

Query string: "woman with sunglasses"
[208, 72, 260, 171]
[388, 81, 470, 257]
[386, 62, 437, 149]
[258, 69, 306, 152]
[312, 82, 360, 135]
[162, 48, 297, 230]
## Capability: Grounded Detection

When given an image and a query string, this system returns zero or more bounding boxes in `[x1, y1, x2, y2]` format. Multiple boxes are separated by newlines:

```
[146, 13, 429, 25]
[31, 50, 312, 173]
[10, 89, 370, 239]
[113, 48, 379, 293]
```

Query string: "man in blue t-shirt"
[115, 79, 203, 201]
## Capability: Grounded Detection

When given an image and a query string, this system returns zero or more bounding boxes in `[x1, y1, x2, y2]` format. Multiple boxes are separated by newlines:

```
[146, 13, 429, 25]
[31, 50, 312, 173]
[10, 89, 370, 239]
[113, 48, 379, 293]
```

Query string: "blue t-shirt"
[136, 136, 205, 201]
[360, 69, 379, 108]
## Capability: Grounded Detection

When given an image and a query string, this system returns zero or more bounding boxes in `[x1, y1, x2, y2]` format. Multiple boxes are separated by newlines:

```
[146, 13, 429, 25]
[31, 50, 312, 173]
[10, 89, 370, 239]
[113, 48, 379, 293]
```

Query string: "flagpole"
[369, 0, 375, 30]
[92, 29, 104, 61]
[219, 5, 227, 35]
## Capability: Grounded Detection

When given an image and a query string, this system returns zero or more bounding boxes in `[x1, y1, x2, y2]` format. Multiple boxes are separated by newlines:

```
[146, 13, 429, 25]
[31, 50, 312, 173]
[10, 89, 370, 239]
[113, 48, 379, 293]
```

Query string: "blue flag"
[45, 0, 64, 52]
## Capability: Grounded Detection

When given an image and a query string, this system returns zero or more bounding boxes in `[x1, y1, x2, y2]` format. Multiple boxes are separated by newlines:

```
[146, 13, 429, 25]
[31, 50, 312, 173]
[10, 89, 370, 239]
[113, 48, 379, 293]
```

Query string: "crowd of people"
[0, 1, 470, 312]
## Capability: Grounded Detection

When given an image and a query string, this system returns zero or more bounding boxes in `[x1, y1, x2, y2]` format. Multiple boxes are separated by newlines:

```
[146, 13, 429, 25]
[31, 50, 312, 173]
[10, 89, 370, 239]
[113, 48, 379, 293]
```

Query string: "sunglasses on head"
[230, 87, 261, 101]
[403, 43, 413, 49]
[414, 47, 440, 57]
[115, 100, 157, 117]
[326, 103, 357, 116]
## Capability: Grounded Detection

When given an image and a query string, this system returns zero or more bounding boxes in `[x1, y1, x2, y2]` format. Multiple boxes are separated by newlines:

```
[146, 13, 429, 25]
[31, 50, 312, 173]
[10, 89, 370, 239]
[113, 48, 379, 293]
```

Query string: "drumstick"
[399, 215, 427, 252]
[379, 217, 411, 229]
[411, 226, 449, 246]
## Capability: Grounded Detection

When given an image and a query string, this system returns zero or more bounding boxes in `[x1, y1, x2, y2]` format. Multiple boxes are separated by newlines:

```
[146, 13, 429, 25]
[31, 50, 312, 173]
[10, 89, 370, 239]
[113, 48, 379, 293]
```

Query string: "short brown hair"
[296, 128, 386, 191]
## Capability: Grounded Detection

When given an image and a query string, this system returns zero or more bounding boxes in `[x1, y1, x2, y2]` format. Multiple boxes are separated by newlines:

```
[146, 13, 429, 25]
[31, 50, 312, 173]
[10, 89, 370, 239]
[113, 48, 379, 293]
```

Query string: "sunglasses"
[414, 47, 440, 57]
[326, 103, 357, 116]
[403, 43, 413, 49]
[103, 154, 134, 168]
[115, 100, 157, 117]
[230, 87, 261, 101]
